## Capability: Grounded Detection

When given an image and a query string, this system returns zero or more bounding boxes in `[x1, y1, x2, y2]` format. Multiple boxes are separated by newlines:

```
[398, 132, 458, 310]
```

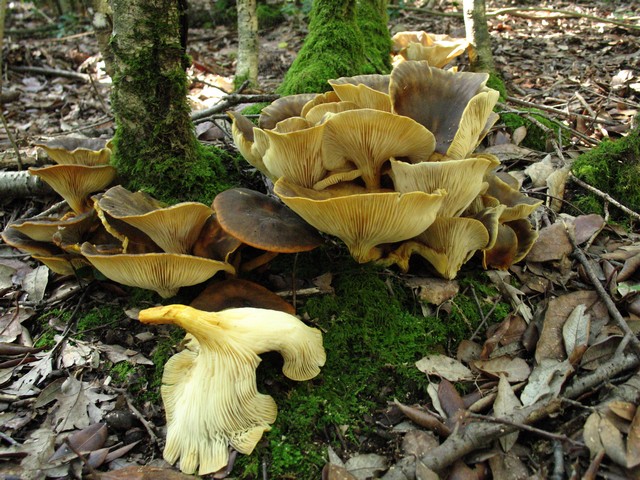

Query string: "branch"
[7, 65, 91, 82]
[419, 353, 640, 472]
[487, 7, 640, 31]
[191, 93, 280, 121]
[569, 173, 640, 222]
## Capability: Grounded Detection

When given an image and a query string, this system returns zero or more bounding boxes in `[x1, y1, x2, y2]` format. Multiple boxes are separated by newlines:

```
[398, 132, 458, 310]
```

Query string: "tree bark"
[0, 171, 53, 197]
[108, 0, 227, 204]
[463, 0, 495, 73]
[236, 0, 259, 88]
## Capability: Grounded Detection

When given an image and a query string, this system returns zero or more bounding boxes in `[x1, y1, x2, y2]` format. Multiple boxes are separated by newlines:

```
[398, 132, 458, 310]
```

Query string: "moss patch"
[236, 252, 509, 478]
[571, 123, 640, 218]
[501, 111, 569, 152]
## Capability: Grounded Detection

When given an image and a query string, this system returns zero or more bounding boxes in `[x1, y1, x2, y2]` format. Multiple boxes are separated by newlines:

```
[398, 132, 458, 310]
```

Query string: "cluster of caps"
[229, 59, 542, 279]
[2, 139, 323, 298]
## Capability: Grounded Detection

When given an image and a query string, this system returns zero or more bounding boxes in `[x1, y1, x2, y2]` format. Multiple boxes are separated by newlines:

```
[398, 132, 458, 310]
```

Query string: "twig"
[7, 65, 91, 82]
[191, 93, 280, 121]
[569, 173, 640, 222]
[418, 353, 639, 472]
[0, 431, 20, 446]
[568, 228, 640, 356]
[487, 7, 640, 31]
[506, 96, 618, 127]
[465, 412, 585, 447]
[125, 395, 159, 444]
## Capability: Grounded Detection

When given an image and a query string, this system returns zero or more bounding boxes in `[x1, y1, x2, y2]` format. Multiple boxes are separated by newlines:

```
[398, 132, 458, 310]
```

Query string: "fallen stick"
[418, 352, 639, 472]
[0, 170, 52, 197]
[569, 173, 640, 222]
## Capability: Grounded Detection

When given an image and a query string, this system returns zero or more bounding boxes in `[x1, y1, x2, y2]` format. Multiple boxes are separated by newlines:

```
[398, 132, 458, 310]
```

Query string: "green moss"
[257, 3, 286, 29]
[571, 123, 640, 218]
[501, 111, 568, 152]
[487, 71, 507, 102]
[237, 257, 497, 478]
[241, 102, 268, 117]
[355, 0, 392, 74]
[75, 305, 122, 338]
[110, 361, 137, 383]
[278, 0, 377, 95]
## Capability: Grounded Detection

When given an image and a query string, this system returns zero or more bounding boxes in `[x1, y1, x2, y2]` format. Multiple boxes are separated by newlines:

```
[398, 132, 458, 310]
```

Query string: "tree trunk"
[108, 0, 229, 204]
[278, 0, 368, 95]
[236, 0, 259, 88]
[91, 0, 114, 77]
[463, 0, 495, 73]
[356, 0, 392, 74]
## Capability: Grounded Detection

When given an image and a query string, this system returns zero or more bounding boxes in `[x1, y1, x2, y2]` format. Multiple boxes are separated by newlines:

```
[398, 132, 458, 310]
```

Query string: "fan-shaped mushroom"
[35, 136, 111, 166]
[274, 179, 446, 263]
[138, 304, 325, 475]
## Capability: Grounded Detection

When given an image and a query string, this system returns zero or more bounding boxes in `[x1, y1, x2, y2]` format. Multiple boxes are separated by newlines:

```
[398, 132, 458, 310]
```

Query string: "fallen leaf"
[34, 377, 67, 408]
[536, 290, 607, 363]
[8, 351, 53, 396]
[394, 400, 450, 437]
[520, 358, 573, 406]
[404, 277, 459, 305]
[580, 336, 622, 370]
[494, 376, 522, 452]
[344, 453, 387, 480]
[472, 356, 531, 383]
[608, 401, 636, 422]
[19, 428, 69, 479]
[50, 377, 115, 432]
[526, 221, 572, 262]
[584, 412, 604, 457]
[598, 415, 627, 467]
[21, 265, 49, 303]
[322, 463, 358, 480]
[415, 354, 474, 382]
[50, 423, 108, 462]
[627, 405, 640, 468]
[456, 339, 482, 365]
[438, 379, 466, 419]
[0, 307, 36, 343]
[562, 304, 591, 363]
[415, 460, 439, 480]
[573, 214, 605, 244]
[401, 430, 439, 458]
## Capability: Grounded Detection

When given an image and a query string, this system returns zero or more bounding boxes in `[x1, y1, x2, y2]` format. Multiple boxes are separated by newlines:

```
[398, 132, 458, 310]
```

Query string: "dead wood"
[0, 170, 52, 197]
[418, 353, 640, 472]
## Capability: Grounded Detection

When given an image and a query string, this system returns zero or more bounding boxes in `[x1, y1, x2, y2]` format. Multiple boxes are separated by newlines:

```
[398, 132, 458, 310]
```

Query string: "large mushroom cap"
[321, 109, 436, 189]
[1, 226, 65, 256]
[35, 136, 111, 166]
[274, 179, 446, 263]
[389, 61, 494, 156]
[138, 304, 325, 475]
[327, 76, 392, 112]
[213, 188, 323, 253]
[390, 155, 499, 217]
[29, 164, 117, 214]
[81, 243, 235, 298]
[259, 94, 318, 130]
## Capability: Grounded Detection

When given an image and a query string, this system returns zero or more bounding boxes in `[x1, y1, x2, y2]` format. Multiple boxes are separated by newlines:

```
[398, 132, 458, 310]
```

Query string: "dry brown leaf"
[562, 304, 591, 364]
[481, 316, 513, 359]
[580, 336, 622, 370]
[627, 405, 640, 468]
[404, 277, 459, 305]
[344, 453, 387, 479]
[608, 401, 637, 422]
[415, 354, 474, 382]
[494, 376, 522, 452]
[49, 423, 107, 462]
[520, 358, 573, 406]
[536, 290, 607, 364]
[618, 253, 640, 282]
[584, 412, 605, 458]
[472, 356, 531, 383]
[456, 339, 482, 365]
[599, 415, 628, 467]
[526, 221, 572, 262]
[573, 214, 605, 244]
[438, 379, 466, 418]
[415, 460, 440, 480]
[394, 400, 451, 437]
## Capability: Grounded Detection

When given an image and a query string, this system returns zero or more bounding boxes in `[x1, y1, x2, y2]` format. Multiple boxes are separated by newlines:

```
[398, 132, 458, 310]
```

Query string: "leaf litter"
[2, 0, 640, 478]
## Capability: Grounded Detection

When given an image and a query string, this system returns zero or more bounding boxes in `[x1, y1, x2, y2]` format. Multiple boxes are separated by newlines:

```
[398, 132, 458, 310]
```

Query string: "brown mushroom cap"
[213, 188, 323, 253]
[81, 242, 235, 298]
[190, 278, 295, 314]
[191, 214, 243, 262]
[389, 61, 492, 155]
[259, 94, 318, 130]
[35, 136, 111, 166]
[274, 178, 446, 263]
[29, 164, 117, 214]
[327, 80, 392, 112]
[31, 254, 90, 276]
[2, 227, 65, 256]
[484, 172, 543, 222]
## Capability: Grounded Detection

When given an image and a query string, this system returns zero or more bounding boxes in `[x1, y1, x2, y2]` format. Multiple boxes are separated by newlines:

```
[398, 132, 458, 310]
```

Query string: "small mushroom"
[328, 75, 392, 112]
[389, 61, 498, 157]
[29, 164, 117, 214]
[256, 123, 327, 188]
[259, 93, 318, 130]
[213, 188, 323, 270]
[35, 136, 111, 166]
[387, 216, 490, 278]
[81, 243, 235, 298]
[274, 179, 446, 263]
[95, 186, 214, 254]
[138, 304, 325, 475]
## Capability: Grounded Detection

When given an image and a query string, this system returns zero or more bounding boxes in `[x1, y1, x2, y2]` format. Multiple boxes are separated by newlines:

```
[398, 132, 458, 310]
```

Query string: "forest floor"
[1, 1, 640, 479]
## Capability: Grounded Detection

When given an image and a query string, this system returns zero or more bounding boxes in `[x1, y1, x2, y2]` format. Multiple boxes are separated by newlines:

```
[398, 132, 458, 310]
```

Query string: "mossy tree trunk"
[278, 0, 391, 95]
[108, 0, 228, 204]
[236, 0, 259, 88]
[463, 0, 495, 73]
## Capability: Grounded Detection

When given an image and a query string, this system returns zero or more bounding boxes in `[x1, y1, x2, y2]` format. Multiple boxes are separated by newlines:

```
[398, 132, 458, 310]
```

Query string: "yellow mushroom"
[138, 304, 325, 475]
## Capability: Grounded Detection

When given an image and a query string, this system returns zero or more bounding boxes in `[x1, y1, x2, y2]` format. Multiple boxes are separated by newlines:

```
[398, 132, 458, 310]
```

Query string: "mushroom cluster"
[391, 31, 470, 69]
[1, 136, 117, 275]
[230, 60, 542, 278]
[138, 304, 326, 475]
